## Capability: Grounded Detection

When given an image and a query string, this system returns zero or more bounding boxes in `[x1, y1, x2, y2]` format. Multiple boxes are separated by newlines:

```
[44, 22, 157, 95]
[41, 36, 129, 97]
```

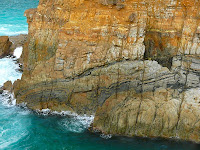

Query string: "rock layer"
[14, 0, 200, 142]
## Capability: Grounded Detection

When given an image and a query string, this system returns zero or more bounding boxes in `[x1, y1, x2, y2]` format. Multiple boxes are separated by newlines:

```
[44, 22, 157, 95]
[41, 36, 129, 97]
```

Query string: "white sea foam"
[0, 24, 28, 36]
[0, 56, 22, 86]
[36, 108, 52, 116]
[0, 91, 16, 107]
[36, 108, 94, 119]
[13, 47, 23, 59]
[0, 49, 22, 105]
[0, 27, 6, 31]
[100, 133, 112, 139]
[0, 29, 28, 36]
[59, 115, 94, 133]
[36, 108, 95, 133]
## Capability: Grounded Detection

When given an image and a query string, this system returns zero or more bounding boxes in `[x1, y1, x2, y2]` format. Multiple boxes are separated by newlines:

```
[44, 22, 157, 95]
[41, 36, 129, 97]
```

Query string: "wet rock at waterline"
[3, 80, 13, 93]
[0, 88, 3, 94]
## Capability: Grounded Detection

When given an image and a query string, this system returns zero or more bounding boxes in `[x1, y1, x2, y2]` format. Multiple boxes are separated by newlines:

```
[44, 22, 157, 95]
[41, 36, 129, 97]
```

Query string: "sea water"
[0, 0, 200, 149]
[0, 0, 39, 35]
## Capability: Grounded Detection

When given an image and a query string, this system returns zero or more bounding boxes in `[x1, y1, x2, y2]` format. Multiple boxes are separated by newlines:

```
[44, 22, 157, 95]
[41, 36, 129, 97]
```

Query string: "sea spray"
[0, 47, 23, 86]
[0, 57, 22, 85]
[0, 91, 16, 107]
[35, 108, 95, 133]
[13, 46, 23, 59]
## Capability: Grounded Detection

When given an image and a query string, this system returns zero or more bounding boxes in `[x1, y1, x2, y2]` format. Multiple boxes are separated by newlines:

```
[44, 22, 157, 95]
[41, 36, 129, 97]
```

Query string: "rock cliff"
[14, 0, 200, 142]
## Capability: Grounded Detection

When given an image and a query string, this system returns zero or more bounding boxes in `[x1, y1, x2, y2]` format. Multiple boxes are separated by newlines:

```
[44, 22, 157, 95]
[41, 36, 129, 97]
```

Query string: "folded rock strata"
[14, 0, 200, 142]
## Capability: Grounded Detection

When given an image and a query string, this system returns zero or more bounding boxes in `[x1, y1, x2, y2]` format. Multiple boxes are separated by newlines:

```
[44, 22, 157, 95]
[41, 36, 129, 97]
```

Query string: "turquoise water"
[0, 0, 39, 35]
[0, 0, 200, 149]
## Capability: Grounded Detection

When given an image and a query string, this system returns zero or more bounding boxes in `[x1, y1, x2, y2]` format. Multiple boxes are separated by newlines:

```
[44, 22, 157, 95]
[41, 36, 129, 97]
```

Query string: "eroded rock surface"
[14, 0, 200, 142]
[0, 36, 12, 58]
[3, 81, 13, 93]
[9, 34, 28, 53]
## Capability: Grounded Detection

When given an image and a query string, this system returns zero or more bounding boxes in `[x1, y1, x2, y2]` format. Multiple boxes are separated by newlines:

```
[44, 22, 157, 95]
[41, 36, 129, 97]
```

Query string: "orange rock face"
[14, 0, 200, 142]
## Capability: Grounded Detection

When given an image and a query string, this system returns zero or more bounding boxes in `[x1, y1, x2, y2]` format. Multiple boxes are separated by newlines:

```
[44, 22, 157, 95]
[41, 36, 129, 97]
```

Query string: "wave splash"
[1, 90, 95, 135]
[36, 109, 94, 133]
[0, 47, 23, 86]
[0, 91, 16, 107]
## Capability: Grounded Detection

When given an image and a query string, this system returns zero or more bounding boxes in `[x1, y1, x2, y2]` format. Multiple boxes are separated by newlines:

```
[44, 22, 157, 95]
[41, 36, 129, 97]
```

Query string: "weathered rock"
[14, 0, 200, 143]
[9, 34, 28, 54]
[0, 88, 3, 94]
[3, 81, 13, 93]
[0, 36, 12, 57]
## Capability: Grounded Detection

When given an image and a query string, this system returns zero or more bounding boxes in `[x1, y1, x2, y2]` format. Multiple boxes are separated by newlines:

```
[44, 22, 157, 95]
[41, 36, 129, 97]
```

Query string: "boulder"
[3, 81, 13, 93]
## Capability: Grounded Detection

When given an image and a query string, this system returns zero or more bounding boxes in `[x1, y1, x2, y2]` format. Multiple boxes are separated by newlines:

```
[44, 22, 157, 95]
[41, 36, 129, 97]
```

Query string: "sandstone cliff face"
[14, 0, 200, 142]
